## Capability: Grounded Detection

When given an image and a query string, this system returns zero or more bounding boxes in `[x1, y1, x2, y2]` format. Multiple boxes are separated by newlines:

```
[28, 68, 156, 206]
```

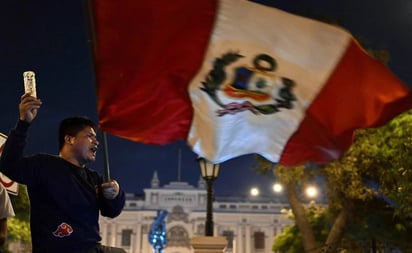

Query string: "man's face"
[70, 127, 99, 166]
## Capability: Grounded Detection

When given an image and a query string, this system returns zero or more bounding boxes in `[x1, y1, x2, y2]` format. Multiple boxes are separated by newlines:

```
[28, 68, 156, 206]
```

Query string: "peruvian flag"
[93, 0, 412, 166]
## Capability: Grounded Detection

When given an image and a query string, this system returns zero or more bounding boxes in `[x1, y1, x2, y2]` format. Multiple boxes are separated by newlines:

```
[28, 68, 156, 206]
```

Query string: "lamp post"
[198, 157, 220, 236]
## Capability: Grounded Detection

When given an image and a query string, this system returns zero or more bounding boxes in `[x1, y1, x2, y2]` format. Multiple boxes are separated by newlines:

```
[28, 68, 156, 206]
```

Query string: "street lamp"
[198, 157, 220, 236]
[305, 185, 318, 199]
[250, 187, 259, 196]
[273, 183, 283, 193]
[305, 185, 318, 205]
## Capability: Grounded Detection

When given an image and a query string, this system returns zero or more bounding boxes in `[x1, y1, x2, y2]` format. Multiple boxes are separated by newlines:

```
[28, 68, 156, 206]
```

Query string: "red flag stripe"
[93, 0, 217, 144]
[280, 40, 412, 165]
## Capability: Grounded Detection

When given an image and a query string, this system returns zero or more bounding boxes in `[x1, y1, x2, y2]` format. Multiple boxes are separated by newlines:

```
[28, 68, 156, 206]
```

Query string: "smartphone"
[23, 71, 37, 98]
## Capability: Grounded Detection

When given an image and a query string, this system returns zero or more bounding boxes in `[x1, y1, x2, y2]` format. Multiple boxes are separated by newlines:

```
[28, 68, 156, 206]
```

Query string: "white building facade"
[99, 172, 292, 253]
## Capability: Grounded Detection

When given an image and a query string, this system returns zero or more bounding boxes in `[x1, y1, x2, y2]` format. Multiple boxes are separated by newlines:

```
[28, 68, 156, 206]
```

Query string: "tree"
[256, 109, 412, 252]
[273, 198, 412, 253]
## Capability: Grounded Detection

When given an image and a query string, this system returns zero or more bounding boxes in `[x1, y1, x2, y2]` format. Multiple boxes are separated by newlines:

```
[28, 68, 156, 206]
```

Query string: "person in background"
[0, 183, 15, 252]
[0, 93, 126, 253]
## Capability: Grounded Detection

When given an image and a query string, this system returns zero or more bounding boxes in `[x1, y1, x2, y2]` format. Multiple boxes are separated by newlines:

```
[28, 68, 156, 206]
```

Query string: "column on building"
[236, 224, 243, 253]
[245, 224, 251, 253]
[108, 223, 116, 246]
[266, 225, 275, 251]
[114, 224, 123, 247]
[100, 222, 108, 245]
[141, 224, 151, 253]
[130, 222, 142, 253]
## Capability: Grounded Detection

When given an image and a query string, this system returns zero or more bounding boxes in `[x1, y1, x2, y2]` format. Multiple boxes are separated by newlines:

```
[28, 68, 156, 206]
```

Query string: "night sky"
[0, 0, 411, 196]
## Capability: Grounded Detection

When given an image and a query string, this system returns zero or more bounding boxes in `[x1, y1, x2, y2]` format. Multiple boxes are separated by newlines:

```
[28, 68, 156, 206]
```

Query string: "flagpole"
[83, 0, 111, 181]
[102, 132, 111, 181]
[177, 149, 181, 182]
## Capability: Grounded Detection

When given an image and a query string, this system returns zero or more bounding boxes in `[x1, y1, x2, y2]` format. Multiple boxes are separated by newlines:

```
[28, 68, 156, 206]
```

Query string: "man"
[0, 183, 15, 252]
[0, 94, 126, 253]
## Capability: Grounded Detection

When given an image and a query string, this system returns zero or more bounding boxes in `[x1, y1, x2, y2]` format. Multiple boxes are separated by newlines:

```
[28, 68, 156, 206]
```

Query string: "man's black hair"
[58, 116, 97, 151]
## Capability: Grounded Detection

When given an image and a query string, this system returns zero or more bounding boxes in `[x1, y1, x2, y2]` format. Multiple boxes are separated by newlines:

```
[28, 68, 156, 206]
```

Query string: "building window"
[121, 229, 133, 247]
[197, 224, 205, 235]
[167, 225, 190, 248]
[222, 230, 234, 249]
[150, 193, 158, 204]
[254, 231, 265, 249]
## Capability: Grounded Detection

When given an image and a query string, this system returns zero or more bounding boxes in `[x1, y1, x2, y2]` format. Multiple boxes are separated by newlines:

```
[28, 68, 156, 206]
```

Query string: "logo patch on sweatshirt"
[52, 222, 73, 237]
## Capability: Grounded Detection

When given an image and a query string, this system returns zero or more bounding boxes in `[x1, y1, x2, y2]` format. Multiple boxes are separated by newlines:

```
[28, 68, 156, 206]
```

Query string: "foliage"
[336, 109, 412, 216]
[8, 185, 31, 244]
[344, 198, 412, 251]
[273, 198, 412, 252]
[273, 205, 329, 253]
[318, 109, 412, 225]
[7, 218, 31, 243]
[273, 225, 305, 253]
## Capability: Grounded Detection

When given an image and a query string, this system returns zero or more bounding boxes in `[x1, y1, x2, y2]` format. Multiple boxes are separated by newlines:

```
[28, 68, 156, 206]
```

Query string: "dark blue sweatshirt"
[0, 120, 125, 253]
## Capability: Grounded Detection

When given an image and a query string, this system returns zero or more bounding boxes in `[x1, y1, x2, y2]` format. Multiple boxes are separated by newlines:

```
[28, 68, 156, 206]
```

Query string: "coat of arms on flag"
[200, 51, 296, 116]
